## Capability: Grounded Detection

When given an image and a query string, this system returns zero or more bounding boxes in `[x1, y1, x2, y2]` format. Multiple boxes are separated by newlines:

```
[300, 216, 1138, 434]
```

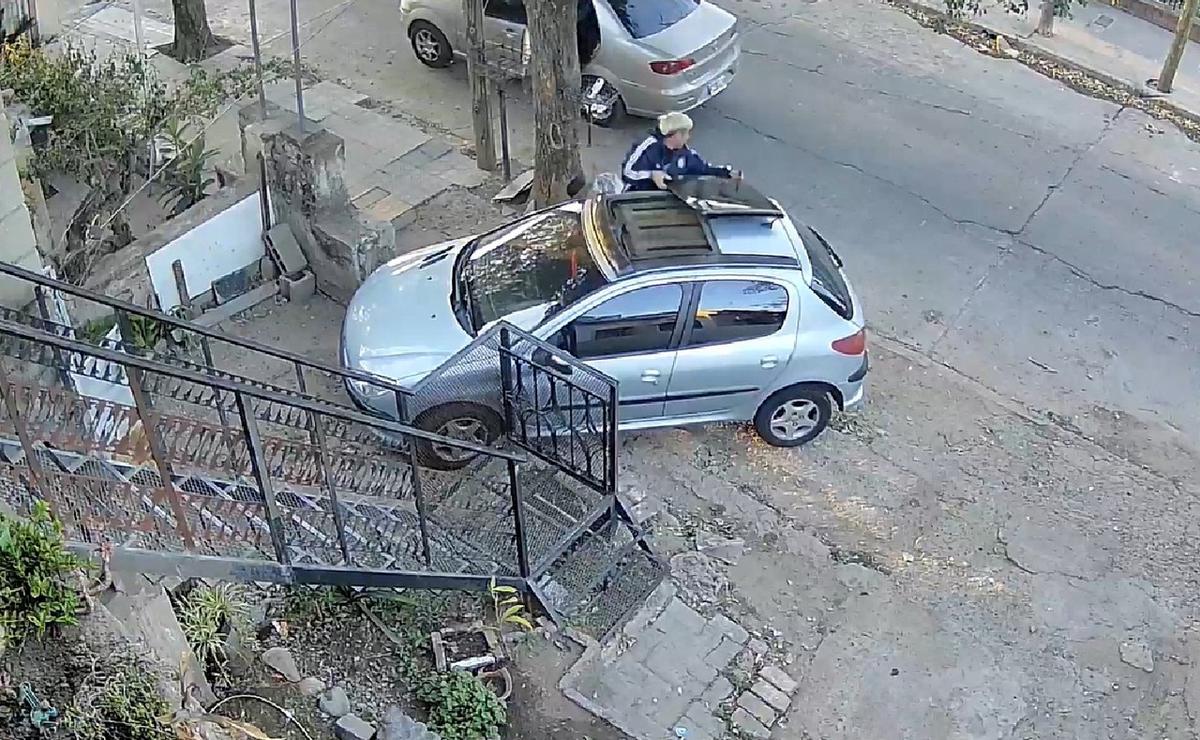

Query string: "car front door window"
[565, 284, 684, 360]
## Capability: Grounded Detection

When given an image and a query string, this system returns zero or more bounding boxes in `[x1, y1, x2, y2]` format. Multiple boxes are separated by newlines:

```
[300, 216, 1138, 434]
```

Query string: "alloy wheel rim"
[414, 30, 440, 61]
[769, 399, 820, 441]
[432, 417, 489, 462]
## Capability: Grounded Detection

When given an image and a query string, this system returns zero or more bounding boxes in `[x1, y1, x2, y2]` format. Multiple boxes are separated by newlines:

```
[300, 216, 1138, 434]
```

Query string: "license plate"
[707, 74, 730, 98]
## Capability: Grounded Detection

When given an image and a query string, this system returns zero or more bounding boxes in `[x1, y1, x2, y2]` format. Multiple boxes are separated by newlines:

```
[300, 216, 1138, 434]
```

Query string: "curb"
[882, 0, 1200, 137]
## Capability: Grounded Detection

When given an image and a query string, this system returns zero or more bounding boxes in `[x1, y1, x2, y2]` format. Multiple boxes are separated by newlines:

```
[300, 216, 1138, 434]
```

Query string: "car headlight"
[347, 377, 391, 403]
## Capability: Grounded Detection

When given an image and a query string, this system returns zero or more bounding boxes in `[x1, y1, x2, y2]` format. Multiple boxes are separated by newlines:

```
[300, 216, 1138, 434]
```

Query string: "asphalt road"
[172, 0, 1200, 474]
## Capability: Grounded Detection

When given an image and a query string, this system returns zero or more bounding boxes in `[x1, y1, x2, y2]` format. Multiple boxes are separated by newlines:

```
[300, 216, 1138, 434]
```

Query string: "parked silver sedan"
[341, 179, 868, 467]
[399, 0, 740, 125]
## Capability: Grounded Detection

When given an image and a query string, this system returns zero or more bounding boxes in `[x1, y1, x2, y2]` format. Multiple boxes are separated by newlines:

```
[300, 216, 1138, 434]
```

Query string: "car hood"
[342, 237, 473, 385]
[637, 1, 736, 59]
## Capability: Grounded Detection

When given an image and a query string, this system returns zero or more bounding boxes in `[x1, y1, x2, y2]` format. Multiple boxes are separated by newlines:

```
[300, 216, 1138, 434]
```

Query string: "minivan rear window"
[798, 226, 853, 320]
[605, 0, 699, 39]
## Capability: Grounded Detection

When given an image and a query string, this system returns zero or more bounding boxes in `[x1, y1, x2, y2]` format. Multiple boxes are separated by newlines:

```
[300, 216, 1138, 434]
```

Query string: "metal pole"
[506, 458, 531, 581]
[397, 392, 433, 567]
[498, 87, 512, 182]
[126, 365, 196, 548]
[199, 336, 240, 473]
[235, 391, 292, 565]
[0, 360, 48, 494]
[247, 0, 273, 233]
[131, 0, 148, 61]
[287, 0, 306, 131]
[295, 363, 353, 565]
[497, 326, 516, 434]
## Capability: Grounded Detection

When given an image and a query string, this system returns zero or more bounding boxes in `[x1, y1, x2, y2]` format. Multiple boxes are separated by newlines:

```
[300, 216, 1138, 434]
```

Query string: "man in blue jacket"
[621, 112, 742, 192]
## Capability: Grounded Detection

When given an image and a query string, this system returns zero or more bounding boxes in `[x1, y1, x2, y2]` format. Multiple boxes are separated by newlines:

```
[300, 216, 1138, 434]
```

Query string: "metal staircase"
[0, 263, 662, 638]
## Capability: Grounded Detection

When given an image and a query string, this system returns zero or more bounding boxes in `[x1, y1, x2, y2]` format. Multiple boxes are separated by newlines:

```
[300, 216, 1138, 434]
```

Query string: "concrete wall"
[1113, 0, 1200, 43]
[0, 109, 44, 310]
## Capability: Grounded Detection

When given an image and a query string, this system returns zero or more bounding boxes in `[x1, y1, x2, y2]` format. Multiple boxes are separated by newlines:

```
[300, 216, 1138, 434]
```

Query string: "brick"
[750, 680, 791, 713]
[736, 691, 777, 727]
[759, 665, 799, 694]
[730, 707, 771, 739]
[334, 713, 376, 740]
[681, 702, 726, 735]
[700, 675, 734, 707]
[709, 613, 750, 644]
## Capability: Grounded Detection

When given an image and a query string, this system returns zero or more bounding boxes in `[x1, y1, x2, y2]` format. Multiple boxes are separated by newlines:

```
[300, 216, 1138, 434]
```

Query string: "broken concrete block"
[735, 690, 776, 726]
[280, 270, 316, 302]
[730, 707, 770, 739]
[759, 665, 798, 694]
[266, 222, 309, 276]
[335, 713, 377, 740]
[260, 646, 301, 682]
[750, 679, 791, 713]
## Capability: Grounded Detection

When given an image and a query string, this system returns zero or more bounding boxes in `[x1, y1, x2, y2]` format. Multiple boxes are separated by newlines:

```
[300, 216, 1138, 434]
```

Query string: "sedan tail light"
[649, 58, 695, 75]
[832, 328, 866, 356]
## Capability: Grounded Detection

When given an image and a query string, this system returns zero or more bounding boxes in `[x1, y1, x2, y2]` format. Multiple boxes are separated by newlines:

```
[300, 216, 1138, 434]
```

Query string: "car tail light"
[649, 58, 695, 75]
[832, 328, 866, 356]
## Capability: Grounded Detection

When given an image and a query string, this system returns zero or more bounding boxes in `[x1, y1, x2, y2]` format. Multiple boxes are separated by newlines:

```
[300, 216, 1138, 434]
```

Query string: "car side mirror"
[532, 347, 573, 375]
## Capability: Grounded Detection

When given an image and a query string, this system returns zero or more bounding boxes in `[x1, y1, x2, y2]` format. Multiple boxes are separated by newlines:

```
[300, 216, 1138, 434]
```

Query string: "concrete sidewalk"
[901, 0, 1200, 119]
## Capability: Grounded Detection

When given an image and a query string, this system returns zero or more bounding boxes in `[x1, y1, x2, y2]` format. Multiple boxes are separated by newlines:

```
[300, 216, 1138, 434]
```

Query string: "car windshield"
[456, 205, 609, 333]
[605, 0, 699, 39]
[798, 225, 854, 320]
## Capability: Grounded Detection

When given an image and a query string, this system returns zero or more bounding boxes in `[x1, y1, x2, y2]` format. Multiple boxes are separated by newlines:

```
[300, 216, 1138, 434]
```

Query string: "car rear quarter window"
[686, 280, 787, 348]
[566, 284, 683, 359]
[605, 0, 699, 39]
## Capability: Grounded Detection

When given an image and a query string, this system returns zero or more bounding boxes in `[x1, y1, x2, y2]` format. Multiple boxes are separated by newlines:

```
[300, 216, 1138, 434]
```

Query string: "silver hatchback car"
[341, 179, 868, 464]
[399, 0, 740, 125]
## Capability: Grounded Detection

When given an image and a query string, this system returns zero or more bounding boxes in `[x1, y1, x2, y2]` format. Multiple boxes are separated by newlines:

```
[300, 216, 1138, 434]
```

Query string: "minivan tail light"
[832, 328, 866, 356]
[649, 58, 695, 75]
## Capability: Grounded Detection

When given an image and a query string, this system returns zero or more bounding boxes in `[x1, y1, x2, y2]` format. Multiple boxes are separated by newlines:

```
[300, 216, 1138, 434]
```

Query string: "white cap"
[657, 112, 694, 136]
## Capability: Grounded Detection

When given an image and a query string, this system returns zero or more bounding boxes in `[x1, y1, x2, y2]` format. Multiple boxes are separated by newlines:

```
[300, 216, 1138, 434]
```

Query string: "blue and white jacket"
[620, 131, 734, 191]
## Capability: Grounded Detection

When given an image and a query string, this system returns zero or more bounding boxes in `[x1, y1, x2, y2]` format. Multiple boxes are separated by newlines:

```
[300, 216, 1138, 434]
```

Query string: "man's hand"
[651, 171, 669, 189]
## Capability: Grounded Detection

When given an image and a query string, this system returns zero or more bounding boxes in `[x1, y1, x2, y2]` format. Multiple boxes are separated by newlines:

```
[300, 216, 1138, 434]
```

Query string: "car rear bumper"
[839, 353, 868, 411]
[622, 47, 740, 117]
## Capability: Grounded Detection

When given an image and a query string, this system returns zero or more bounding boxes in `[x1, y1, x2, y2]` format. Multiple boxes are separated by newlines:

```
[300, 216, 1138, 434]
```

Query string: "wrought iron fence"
[0, 261, 409, 417]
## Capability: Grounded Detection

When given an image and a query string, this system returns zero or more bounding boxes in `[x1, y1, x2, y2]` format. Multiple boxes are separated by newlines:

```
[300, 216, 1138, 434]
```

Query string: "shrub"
[415, 670, 507, 740]
[0, 501, 87, 648]
[177, 582, 250, 674]
[65, 652, 173, 740]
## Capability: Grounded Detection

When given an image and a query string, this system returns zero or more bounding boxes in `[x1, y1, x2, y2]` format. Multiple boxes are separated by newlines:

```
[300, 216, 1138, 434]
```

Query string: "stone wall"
[0, 108, 45, 310]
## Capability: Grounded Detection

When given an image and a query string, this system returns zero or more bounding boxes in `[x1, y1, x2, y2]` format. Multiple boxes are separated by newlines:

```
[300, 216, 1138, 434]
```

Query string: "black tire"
[409, 20, 453, 68]
[753, 386, 832, 448]
[414, 402, 502, 470]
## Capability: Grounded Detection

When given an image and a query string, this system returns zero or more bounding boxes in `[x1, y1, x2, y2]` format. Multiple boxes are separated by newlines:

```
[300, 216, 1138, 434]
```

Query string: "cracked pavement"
[87, 0, 1200, 733]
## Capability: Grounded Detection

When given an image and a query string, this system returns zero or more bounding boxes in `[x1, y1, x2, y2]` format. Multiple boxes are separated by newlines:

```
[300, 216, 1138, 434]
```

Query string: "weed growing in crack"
[64, 651, 172, 740]
[176, 582, 251, 676]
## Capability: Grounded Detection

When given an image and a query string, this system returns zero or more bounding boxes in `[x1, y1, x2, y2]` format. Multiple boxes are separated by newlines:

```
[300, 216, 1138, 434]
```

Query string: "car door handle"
[760, 355, 778, 368]
[641, 370, 660, 384]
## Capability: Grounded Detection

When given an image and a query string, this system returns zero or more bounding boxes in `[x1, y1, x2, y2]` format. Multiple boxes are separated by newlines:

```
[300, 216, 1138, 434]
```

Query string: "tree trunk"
[1036, 0, 1055, 36]
[1156, 0, 1199, 93]
[171, 0, 215, 62]
[526, 0, 583, 208]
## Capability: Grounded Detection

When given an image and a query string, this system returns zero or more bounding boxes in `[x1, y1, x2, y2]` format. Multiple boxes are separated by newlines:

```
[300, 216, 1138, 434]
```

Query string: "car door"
[664, 278, 795, 420]
[550, 283, 687, 422]
[482, 0, 529, 76]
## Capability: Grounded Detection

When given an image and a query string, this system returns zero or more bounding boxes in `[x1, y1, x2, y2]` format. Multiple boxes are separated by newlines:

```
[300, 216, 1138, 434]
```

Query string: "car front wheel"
[754, 386, 832, 447]
[414, 402, 502, 470]
[409, 21, 453, 68]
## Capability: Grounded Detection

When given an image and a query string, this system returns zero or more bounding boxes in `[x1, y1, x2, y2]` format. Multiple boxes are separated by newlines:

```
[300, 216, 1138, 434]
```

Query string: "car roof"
[596, 179, 802, 276]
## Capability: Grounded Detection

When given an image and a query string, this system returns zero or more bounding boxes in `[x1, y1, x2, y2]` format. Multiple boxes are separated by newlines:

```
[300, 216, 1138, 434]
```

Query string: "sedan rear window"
[605, 0, 699, 39]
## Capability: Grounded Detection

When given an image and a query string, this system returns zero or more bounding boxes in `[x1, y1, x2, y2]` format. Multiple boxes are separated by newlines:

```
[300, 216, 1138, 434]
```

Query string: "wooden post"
[1157, 0, 1200, 93]
[463, 0, 497, 171]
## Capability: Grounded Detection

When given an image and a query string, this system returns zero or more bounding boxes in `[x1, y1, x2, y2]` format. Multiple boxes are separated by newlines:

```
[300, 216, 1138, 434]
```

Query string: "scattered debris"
[334, 713, 377, 740]
[259, 646, 301, 683]
[1027, 356, 1059, 374]
[318, 686, 352, 717]
[669, 552, 733, 609]
[296, 676, 325, 697]
[377, 705, 441, 740]
[695, 532, 746, 565]
[1119, 640, 1154, 673]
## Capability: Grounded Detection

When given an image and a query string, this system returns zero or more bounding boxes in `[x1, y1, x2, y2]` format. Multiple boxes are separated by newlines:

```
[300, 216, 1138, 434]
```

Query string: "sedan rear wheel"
[410, 21, 452, 68]
[754, 386, 832, 447]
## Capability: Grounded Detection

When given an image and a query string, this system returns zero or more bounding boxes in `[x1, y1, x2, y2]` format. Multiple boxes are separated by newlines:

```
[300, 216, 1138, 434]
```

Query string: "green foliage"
[283, 585, 349, 621]
[177, 582, 250, 672]
[64, 652, 173, 740]
[940, 0, 1084, 20]
[125, 314, 169, 351]
[415, 670, 507, 740]
[0, 502, 87, 649]
[157, 119, 218, 217]
[488, 577, 533, 633]
[79, 315, 118, 345]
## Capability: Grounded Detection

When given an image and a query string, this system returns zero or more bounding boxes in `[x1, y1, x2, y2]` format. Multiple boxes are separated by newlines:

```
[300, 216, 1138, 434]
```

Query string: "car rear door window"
[485, 0, 527, 24]
[605, 0, 698, 39]
[686, 280, 788, 348]
[566, 284, 683, 359]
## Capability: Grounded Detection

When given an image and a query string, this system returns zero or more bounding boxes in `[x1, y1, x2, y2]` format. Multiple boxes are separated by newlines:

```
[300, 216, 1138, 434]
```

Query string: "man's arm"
[622, 136, 662, 184]
[667, 150, 735, 179]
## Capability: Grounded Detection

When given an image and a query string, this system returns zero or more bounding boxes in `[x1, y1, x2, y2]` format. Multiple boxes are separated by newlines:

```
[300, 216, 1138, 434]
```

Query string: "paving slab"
[562, 586, 750, 740]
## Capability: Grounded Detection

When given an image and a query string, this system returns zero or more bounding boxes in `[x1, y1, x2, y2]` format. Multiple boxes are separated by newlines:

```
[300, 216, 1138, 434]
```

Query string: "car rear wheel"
[409, 21, 452, 68]
[754, 386, 832, 448]
[415, 403, 502, 470]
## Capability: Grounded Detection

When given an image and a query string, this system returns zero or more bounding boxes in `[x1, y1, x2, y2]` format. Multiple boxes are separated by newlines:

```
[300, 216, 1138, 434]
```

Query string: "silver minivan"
[341, 180, 868, 468]
[399, 0, 740, 125]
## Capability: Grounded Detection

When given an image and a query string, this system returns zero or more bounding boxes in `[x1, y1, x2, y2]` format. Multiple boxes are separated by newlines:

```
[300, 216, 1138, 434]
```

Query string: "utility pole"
[1156, 0, 1199, 93]
[463, 0, 497, 171]
[1035, 0, 1056, 36]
